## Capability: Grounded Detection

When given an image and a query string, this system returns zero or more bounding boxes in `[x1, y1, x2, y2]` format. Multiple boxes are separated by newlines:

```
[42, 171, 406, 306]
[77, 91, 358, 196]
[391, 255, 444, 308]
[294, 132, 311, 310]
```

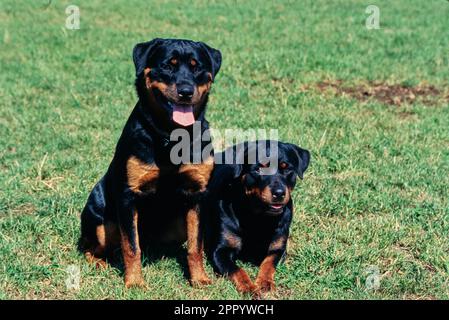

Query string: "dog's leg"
[230, 268, 257, 295]
[80, 177, 112, 268]
[255, 236, 287, 292]
[213, 243, 257, 295]
[179, 159, 214, 286]
[120, 156, 161, 288]
[186, 205, 212, 286]
[83, 225, 108, 269]
[83, 222, 121, 268]
[255, 254, 278, 292]
[119, 208, 146, 288]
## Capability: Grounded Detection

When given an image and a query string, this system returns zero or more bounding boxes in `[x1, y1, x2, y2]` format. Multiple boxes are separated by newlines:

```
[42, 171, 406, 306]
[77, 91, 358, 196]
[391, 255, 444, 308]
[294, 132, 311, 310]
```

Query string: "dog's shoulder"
[208, 149, 243, 195]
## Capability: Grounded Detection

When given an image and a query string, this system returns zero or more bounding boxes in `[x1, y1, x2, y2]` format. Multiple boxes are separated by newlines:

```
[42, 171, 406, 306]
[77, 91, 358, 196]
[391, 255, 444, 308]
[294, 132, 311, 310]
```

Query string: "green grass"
[1, 0, 448, 299]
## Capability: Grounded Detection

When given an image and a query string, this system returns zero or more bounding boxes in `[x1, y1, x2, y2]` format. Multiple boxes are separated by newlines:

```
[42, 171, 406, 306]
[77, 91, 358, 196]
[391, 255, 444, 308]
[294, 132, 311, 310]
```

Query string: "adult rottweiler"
[79, 38, 221, 288]
[206, 140, 310, 295]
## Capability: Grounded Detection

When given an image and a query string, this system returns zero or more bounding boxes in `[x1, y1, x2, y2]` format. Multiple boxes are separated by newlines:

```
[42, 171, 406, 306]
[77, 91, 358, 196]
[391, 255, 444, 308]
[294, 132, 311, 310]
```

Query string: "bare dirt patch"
[312, 80, 448, 106]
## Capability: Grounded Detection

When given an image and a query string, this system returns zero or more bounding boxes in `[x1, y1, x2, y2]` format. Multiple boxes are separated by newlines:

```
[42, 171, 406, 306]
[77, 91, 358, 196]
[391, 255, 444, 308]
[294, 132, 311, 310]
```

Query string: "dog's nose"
[272, 188, 285, 201]
[177, 85, 194, 99]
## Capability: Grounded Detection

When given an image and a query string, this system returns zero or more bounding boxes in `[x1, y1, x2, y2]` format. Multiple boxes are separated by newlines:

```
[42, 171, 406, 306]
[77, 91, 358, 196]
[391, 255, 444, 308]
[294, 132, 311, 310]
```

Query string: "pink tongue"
[172, 105, 195, 126]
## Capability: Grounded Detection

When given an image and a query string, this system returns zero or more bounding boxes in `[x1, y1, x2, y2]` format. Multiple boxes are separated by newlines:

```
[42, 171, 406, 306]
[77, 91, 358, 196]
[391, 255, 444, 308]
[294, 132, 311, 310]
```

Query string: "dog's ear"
[216, 143, 247, 180]
[288, 143, 310, 179]
[216, 151, 243, 179]
[199, 42, 222, 81]
[133, 38, 163, 77]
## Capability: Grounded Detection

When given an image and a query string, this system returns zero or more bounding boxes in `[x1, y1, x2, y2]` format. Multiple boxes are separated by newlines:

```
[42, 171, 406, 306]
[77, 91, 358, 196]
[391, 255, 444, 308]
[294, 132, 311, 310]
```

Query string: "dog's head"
[133, 38, 221, 127]
[225, 140, 310, 216]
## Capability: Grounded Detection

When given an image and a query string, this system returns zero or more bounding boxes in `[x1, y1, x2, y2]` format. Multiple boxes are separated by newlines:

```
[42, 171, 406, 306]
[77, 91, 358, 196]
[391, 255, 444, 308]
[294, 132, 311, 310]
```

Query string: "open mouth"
[153, 89, 195, 127]
[171, 103, 195, 127]
[266, 203, 285, 214]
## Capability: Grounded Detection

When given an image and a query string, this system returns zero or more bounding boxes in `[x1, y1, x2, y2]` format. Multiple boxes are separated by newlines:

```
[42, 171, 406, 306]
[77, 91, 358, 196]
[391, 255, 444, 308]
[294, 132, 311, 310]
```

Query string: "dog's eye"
[280, 162, 289, 170]
[170, 58, 178, 66]
[190, 59, 199, 72]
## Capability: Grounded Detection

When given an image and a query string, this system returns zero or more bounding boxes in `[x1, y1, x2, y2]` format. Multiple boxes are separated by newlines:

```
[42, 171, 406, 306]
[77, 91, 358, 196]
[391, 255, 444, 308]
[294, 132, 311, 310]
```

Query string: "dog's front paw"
[84, 251, 108, 269]
[255, 277, 276, 293]
[190, 275, 213, 288]
[230, 268, 259, 296]
[124, 273, 147, 289]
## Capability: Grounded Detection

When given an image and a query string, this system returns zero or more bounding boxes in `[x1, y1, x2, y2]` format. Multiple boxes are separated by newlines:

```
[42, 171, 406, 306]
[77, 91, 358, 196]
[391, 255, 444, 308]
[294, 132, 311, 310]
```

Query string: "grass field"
[1, 0, 448, 300]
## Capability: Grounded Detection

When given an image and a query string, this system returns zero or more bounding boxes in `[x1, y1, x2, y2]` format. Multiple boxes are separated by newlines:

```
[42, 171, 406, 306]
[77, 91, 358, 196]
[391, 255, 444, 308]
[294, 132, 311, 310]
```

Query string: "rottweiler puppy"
[79, 38, 221, 288]
[206, 140, 310, 295]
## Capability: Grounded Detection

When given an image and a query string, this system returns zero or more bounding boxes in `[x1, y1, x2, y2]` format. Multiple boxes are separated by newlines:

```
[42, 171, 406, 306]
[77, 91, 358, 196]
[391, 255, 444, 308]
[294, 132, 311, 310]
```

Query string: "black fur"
[205, 140, 310, 292]
[79, 38, 221, 285]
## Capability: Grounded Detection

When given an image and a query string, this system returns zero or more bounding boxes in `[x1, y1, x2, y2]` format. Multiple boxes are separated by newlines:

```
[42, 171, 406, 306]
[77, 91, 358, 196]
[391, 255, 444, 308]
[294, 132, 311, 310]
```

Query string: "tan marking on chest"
[269, 235, 287, 252]
[127, 156, 160, 194]
[178, 156, 214, 192]
[224, 231, 242, 249]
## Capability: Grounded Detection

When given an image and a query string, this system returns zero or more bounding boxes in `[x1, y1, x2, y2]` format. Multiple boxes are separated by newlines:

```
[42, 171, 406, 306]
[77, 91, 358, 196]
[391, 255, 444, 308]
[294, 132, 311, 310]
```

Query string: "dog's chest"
[126, 155, 214, 196]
